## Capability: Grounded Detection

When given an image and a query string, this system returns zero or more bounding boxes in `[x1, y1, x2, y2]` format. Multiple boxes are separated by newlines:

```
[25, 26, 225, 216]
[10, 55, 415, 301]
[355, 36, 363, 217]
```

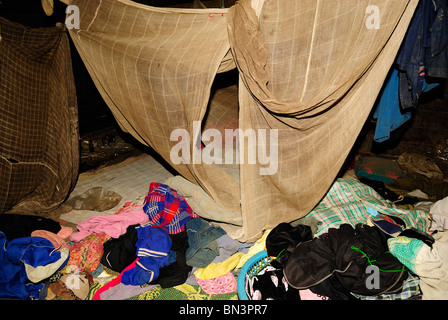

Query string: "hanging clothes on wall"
[373, 0, 447, 142]
[373, 68, 413, 143]
[373, 68, 440, 143]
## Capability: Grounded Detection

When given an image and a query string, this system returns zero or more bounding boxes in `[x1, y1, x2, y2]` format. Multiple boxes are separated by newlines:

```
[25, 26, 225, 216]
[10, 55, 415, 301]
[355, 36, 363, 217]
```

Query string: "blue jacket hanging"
[395, 0, 447, 110]
[373, 68, 439, 142]
[373, 0, 447, 142]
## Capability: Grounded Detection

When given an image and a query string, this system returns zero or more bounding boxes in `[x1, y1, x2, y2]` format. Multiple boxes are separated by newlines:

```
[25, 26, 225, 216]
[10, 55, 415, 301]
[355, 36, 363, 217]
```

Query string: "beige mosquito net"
[67, 0, 418, 241]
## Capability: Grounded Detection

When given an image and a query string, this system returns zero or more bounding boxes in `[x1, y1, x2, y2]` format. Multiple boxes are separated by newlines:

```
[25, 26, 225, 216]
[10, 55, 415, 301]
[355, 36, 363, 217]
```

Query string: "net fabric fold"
[0, 18, 79, 219]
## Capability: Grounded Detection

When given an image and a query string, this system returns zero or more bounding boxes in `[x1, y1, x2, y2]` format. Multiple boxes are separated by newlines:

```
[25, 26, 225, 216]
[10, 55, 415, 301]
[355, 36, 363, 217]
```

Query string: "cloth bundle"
[186, 217, 226, 268]
[0, 214, 74, 300]
[92, 183, 198, 298]
[70, 203, 149, 242]
[0, 232, 69, 300]
[142, 183, 198, 234]
[283, 223, 409, 296]
[388, 231, 448, 300]
[118, 183, 198, 285]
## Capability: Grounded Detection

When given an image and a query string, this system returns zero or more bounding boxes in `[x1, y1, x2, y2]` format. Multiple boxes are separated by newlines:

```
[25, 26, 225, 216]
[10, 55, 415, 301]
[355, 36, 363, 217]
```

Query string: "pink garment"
[31, 230, 72, 251]
[93, 258, 139, 300]
[57, 225, 74, 239]
[70, 204, 149, 242]
[299, 289, 329, 300]
[194, 273, 237, 295]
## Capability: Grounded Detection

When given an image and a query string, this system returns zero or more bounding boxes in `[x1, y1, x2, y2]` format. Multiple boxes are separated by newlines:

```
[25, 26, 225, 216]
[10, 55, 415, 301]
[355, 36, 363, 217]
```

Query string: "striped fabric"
[137, 248, 169, 259]
[308, 178, 430, 236]
[142, 183, 198, 234]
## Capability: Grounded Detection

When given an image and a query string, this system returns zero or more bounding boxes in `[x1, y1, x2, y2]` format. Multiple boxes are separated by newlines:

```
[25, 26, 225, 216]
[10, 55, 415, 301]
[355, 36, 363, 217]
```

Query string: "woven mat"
[86, 282, 238, 301]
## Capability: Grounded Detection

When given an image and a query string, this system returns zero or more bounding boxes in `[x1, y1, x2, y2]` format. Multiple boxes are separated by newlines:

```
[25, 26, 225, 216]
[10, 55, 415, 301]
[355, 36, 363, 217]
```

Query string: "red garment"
[92, 258, 138, 300]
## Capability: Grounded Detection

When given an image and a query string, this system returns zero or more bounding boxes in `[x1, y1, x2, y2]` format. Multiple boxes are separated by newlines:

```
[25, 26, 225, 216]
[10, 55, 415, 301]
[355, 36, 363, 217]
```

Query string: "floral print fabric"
[66, 233, 110, 273]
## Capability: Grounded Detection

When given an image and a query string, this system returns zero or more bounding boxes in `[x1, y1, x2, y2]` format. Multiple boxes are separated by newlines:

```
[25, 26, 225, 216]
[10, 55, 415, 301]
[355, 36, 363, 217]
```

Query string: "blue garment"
[373, 69, 412, 143]
[373, 69, 439, 142]
[373, 0, 447, 142]
[0, 232, 67, 300]
[395, 0, 447, 110]
[121, 226, 172, 285]
[426, 0, 448, 78]
[373, 68, 439, 142]
[185, 217, 226, 268]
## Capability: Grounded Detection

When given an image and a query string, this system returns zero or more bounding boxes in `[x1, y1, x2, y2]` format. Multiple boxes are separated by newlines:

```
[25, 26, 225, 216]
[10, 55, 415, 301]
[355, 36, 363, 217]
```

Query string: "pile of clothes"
[244, 183, 448, 301]
[1, 179, 270, 300]
[0, 214, 73, 300]
[3, 168, 448, 300]
[0, 182, 216, 300]
[245, 215, 440, 300]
